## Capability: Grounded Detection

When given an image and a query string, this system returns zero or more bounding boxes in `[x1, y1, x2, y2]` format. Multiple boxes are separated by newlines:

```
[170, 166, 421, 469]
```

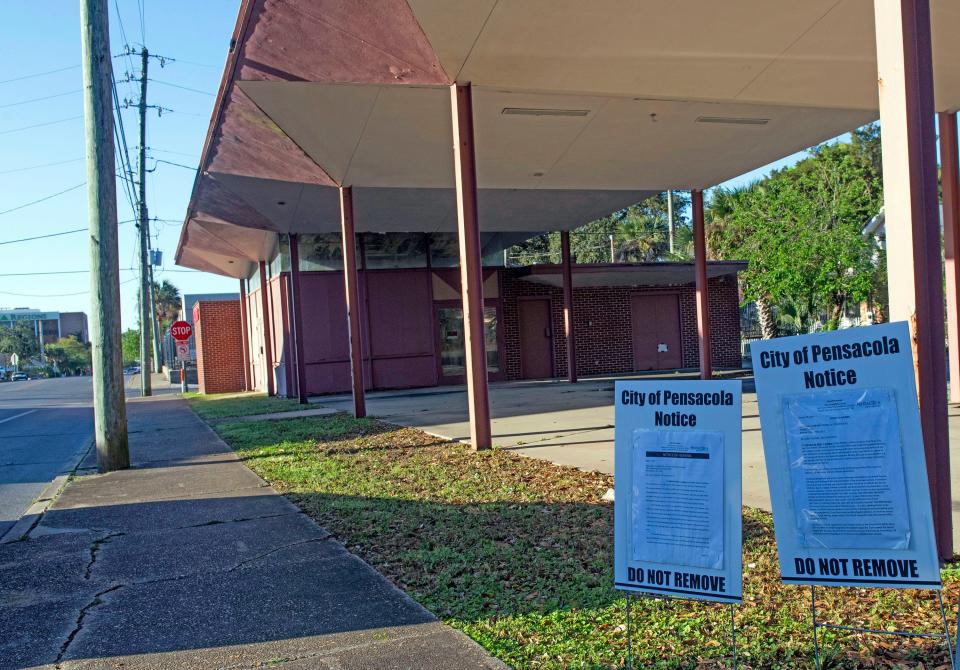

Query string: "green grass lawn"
[199, 406, 957, 669]
[184, 392, 305, 420]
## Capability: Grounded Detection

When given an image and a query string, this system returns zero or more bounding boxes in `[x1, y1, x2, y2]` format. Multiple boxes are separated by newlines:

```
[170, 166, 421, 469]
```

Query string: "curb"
[0, 435, 94, 544]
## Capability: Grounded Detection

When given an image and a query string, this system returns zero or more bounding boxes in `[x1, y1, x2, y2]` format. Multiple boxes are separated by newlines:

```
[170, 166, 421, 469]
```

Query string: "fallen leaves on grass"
[208, 411, 959, 670]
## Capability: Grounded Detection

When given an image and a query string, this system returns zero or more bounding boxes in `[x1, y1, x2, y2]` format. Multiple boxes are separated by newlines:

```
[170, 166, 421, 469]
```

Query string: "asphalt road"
[0, 376, 96, 538]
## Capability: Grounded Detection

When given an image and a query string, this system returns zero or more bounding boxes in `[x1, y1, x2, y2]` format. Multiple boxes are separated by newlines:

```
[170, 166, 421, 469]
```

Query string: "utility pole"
[149, 258, 162, 372]
[667, 189, 675, 255]
[80, 0, 129, 471]
[137, 47, 152, 396]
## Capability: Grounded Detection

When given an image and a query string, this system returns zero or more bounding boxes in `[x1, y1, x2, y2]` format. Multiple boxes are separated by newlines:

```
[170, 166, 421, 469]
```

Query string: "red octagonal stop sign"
[170, 320, 193, 341]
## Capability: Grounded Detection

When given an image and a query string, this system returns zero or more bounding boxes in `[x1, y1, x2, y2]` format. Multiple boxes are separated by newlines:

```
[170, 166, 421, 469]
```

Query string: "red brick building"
[193, 299, 246, 394]
[237, 237, 743, 398]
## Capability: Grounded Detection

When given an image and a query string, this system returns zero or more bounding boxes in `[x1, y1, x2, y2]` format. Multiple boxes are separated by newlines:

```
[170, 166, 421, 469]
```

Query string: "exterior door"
[631, 294, 683, 371]
[518, 298, 553, 379]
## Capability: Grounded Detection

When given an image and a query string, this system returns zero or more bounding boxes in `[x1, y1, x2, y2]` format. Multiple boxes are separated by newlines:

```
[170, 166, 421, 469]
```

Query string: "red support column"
[288, 234, 308, 404]
[941, 112, 960, 404]
[340, 186, 366, 418]
[692, 189, 712, 380]
[875, 0, 951, 557]
[451, 82, 492, 450]
[560, 230, 577, 383]
[238, 278, 251, 391]
[258, 260, 275, 397]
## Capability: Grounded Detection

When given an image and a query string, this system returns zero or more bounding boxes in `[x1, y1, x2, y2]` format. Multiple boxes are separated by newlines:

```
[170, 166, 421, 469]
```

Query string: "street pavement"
[0, 377, 95, 538]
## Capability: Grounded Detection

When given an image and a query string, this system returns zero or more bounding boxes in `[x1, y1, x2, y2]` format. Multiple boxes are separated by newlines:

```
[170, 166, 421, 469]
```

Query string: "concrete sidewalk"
[0, 395, 505, 670]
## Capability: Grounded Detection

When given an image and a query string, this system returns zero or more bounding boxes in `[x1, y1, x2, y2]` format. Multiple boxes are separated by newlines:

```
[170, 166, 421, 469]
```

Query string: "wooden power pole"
[137, 47, 152, 396]
[80, 0, 129, 472]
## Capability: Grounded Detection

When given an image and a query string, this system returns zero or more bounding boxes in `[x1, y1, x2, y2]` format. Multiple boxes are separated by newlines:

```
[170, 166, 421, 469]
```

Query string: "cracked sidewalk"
[0, 395, 507, 670]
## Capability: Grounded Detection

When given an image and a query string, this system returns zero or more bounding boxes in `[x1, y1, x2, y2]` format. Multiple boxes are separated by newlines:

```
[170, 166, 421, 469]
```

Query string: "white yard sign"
[752, 322, 940, 589]
[614, 379, 743, 603]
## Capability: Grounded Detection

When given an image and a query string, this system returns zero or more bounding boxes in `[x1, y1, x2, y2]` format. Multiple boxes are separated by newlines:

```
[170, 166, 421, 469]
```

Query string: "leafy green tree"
[0, 322, 40, 361]
[707, 130, 884, 336]
[506, 191, 691, 266]
[44, 336, 91, 373]
[121, 328, 140, 365]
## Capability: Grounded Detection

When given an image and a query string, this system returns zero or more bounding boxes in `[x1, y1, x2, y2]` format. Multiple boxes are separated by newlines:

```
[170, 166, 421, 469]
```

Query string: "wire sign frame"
[809, 586, 955, 670]
[623, 592, 738, 670]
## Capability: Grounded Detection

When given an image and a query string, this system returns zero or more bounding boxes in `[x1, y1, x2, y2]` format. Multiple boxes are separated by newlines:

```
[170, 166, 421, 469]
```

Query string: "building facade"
[234, 234, 743, 398]
[0, 309, 89, 346]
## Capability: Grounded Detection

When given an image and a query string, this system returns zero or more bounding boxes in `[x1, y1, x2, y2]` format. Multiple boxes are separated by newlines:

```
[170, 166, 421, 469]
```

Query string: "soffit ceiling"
[406, 0, 960, 112]
[238, 81, 875, 191]
[206, 172, 656, 234]
[518, 262, 747, 288]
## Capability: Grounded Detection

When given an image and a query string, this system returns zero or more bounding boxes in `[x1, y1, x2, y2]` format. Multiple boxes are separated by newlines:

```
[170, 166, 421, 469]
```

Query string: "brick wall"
[194, 299, 246, 394]
[500, 271, 742, 379]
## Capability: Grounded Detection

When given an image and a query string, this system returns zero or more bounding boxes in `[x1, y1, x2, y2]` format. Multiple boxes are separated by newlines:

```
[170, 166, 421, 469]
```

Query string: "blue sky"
[0, 2, 826, 332]
[1, 1, 239, 330]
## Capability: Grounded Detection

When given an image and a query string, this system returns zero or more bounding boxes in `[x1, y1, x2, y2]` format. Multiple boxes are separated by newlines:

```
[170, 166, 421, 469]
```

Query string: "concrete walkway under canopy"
[317, 372, 960, 550]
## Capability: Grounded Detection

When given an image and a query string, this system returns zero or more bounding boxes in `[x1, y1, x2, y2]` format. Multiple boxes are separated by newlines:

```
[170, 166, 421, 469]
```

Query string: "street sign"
[10, 353, 18, 367]
[176, 342, 190, 361]
[170, 320, 192, 341]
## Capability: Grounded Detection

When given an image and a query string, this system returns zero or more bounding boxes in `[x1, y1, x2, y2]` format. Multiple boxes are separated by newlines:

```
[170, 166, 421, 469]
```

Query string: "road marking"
[0, 409, 37, 425]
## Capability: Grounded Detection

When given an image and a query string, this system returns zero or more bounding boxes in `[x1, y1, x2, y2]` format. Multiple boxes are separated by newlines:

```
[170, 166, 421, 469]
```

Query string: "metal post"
[238, 278, 252, 391]
[561, 230, 577, 383]
[340, 187, 366, 418]
[258, 260, 275, 396]
[693, 189, 712, 379]
[942, 112, 960, 404]
[450, 82, 491, 450]
[810, 586, 821, 670]
[288, 234, 308, 404]
[136, 46, 152, 397]
[874, 0, 952, 557]
[667, 189, 675, 255]
[80, 0, 128, 471]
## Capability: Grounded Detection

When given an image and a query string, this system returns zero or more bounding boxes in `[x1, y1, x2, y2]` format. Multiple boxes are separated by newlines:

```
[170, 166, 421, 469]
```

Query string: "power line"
[0, 268, 199, 277]
[0, 228, 87, 246]
[150, 157, 196, 171]
[147, 78, 213, 96]
[147, 147, 197, 158]
[0, 65, 80, 85]
[0, 116, 83, 136]
[0, 157, 86, 176]
[0, 278, 137, 298]
[0, 90, 82, 110]
[0, 183, 86, 217]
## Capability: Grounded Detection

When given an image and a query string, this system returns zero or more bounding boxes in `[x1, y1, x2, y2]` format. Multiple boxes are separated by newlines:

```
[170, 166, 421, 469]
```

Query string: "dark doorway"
[631, 294, 683, 370]
[518, 298, 553, 379]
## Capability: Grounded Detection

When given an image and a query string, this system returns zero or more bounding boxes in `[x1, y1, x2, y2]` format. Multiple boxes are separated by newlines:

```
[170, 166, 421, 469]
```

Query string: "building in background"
[161, 293, 239, 367]
[0, 309, 89, 346]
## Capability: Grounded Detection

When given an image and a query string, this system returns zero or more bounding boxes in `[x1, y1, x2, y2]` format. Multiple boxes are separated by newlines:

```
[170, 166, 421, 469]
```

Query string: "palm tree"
[152, 280, 181, 328]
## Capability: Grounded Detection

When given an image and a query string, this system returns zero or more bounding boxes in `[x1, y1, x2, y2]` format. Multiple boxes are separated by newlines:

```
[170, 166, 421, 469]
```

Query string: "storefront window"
[299, 233, 345, 271]
[363, 232, 427, 269]
[437, 306, 499, 376]
[429, 232, 507, 267]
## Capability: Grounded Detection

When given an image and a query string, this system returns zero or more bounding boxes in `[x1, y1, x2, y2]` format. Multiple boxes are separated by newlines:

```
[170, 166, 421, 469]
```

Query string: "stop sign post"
[170, 320, 192, 393]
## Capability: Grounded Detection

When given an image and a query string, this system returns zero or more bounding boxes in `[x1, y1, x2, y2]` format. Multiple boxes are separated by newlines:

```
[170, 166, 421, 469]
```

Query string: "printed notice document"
[631, 429, 724, 569]
[783, 388, 911, 550]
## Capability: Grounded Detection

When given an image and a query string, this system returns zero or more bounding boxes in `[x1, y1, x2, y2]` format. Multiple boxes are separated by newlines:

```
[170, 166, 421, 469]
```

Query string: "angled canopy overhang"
[177, 0, 960, 275]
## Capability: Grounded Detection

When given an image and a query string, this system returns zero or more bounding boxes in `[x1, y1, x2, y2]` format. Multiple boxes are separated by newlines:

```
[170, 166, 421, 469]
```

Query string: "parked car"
[11, 372, 28, 381]
[124, 365, 140, 375]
